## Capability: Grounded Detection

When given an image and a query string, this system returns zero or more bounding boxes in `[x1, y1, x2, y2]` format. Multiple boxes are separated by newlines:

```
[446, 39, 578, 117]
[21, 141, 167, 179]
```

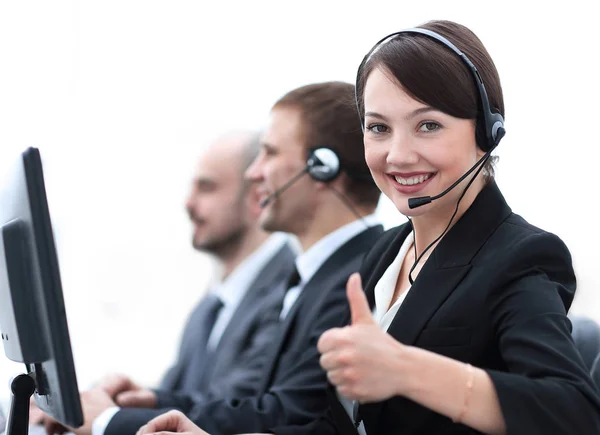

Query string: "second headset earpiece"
[306, 147, 341, 182]
[259, 147, 343, 208]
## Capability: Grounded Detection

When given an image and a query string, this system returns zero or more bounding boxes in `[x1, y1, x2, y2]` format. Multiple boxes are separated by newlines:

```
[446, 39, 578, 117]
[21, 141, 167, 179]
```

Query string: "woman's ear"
[476, 146, 487, 160]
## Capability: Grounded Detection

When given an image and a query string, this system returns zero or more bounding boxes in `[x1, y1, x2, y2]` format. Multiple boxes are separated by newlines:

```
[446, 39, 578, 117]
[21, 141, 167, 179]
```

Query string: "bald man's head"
[201, 130, 260, 186]
[185, 130, 262, 257]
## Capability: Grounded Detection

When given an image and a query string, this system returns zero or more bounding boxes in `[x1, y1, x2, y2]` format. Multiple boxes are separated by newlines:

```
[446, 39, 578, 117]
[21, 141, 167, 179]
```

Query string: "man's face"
[245, 106, 317, 235]
[185, 144, 250, 256]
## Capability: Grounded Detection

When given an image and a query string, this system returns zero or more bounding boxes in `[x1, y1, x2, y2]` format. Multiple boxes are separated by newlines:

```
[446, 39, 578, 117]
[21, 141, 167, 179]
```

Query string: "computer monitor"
[0, 147, 83, 433]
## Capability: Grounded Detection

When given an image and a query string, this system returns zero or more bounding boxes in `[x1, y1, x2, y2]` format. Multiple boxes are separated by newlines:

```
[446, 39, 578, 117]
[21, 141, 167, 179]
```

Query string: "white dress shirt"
[279, 214, 380, 320]
[339, 231, 414, 435]
[92, 232, 292, 435]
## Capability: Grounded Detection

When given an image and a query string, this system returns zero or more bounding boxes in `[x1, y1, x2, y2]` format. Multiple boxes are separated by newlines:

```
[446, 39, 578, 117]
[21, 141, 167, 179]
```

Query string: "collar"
[211, 232, 290, 306]
[363, 181, 512, 307]
[432, 181, 512, 268]
[296, 214, 380, 285]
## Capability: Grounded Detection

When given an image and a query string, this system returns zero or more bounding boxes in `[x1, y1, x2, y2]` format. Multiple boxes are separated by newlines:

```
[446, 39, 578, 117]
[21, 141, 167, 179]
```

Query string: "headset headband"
[355, 27, 505, 151]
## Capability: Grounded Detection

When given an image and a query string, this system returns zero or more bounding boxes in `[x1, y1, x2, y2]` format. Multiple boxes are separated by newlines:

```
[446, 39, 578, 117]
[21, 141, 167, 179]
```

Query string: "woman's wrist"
[393, 343, 421, 397]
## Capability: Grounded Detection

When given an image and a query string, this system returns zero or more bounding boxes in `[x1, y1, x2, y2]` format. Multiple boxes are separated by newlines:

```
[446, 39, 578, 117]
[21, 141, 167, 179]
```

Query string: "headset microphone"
[259, 147, 342, 208]
[259, 167, 308, 208]
[351, 27, 507, 297]
[357, 27, 506, 212]
[408, 144, 498, 209]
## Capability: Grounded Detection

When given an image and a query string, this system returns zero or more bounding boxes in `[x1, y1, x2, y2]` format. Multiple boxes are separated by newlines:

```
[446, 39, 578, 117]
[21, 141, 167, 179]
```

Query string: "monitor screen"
[0, 147, 83, 428]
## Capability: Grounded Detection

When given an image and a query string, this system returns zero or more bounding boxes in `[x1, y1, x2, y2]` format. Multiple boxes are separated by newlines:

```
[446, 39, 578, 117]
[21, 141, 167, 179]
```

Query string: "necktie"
[286, 266, 301, 290]
[199, 293, 225, 348]
[353, 401, 362, 430]
[277, 266, 302, 320]
[177, 293, 224, 393]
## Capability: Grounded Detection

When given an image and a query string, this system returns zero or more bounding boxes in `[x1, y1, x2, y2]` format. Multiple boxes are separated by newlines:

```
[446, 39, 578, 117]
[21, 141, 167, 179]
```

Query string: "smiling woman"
[309, 19, 600, 435]
[2, 1, 600, 433]
[112, 18, 600, 435]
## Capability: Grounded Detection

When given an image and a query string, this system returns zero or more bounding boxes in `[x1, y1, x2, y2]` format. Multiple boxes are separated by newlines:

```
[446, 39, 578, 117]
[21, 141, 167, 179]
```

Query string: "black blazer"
[277, 182, 600, 435]
[105, 225, 383, 435]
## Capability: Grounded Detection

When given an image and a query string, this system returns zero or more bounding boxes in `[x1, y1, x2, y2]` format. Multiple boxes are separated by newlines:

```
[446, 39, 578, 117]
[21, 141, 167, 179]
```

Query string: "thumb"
[347, 273, 374, 325]
[116, 390, 157, 408]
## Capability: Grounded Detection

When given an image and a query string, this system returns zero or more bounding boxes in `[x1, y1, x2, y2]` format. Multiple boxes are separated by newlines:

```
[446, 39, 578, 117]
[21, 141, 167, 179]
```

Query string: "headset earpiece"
[490, 114, 505, 148]
[306, 147, 373, 183]
[357, 27, 506, 153]
[306, 147, 341, 182]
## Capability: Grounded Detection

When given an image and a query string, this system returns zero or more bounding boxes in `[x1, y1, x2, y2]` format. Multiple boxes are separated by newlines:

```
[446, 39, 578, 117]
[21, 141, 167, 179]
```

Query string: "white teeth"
[394, 173, 432, 186]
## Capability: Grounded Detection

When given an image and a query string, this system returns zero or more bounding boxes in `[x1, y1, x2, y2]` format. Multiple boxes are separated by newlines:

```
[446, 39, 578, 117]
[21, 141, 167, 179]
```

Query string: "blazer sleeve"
[485, 231, 600, 434]
[186, 284, 350, 435]
[271, 409, 339, 435]
[153, 388, 205, 411]
[271, 384, 363, 435]
[105, 282, 351, 435]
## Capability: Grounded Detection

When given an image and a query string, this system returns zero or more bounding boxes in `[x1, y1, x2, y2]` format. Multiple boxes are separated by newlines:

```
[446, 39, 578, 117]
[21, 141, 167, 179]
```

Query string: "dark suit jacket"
[276, 182, 600, 435]
[154, 242, 297, 408]
[105, 226, 383, 435]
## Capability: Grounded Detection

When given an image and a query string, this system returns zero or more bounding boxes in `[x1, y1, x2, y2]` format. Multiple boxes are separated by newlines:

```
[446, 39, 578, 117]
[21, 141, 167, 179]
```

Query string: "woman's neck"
[410, 179, 487, 257]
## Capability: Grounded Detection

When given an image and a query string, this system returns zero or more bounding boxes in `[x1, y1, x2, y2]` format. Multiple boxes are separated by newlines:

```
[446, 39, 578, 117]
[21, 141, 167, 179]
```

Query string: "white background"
[0, 0, 598, 400]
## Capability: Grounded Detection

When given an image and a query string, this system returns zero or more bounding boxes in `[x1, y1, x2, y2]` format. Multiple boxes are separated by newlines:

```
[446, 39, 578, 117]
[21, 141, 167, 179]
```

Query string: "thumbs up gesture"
[317, 273, 407, 403]
[347, 272, 376, 326]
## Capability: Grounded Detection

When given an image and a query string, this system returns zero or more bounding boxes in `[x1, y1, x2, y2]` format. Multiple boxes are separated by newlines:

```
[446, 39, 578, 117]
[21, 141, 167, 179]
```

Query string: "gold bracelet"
[453, 363, 475, 424]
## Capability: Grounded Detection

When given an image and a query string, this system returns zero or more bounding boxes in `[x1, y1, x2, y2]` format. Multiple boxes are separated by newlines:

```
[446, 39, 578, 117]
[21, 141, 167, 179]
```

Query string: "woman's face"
[363, 67, 485, 218]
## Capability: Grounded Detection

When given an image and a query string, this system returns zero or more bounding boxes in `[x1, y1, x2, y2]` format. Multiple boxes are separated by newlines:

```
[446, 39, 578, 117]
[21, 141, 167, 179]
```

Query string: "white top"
[279, 214, 380, 320]
[92, 232, 292, 435]
[339, 231, 415, 435]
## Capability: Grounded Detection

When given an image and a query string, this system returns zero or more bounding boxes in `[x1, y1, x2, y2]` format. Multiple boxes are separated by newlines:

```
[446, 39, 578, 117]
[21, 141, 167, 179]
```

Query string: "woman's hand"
[317, 273, 407, 402]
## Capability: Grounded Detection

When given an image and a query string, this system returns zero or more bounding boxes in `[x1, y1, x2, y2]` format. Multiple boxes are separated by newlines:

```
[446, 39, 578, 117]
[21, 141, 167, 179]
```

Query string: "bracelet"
[453, 363, 475, 424]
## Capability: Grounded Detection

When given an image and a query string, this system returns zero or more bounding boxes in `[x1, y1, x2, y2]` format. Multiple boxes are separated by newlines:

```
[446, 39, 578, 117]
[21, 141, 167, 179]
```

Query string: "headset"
[259, 147, 372, 226]
[259, 147, 339, 208]
[354, 31, 510, 429]
[356, 27, 505, 152]
[356, 27, 506, 209]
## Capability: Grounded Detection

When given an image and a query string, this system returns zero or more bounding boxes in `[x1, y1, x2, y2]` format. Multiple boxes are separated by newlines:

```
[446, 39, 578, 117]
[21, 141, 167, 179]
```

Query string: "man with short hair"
[98, 131, 297, 407]
[39, 131, 296, 435]
[55, 82, 383, 435]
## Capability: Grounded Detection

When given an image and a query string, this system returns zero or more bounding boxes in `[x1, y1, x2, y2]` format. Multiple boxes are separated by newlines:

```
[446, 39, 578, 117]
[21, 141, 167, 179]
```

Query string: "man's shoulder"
[251, 242, 296, 289]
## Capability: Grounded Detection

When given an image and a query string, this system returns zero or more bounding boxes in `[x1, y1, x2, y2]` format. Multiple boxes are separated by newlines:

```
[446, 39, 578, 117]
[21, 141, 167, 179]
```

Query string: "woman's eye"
[366, 124, 388, 134]
[418, 122, 440, 132]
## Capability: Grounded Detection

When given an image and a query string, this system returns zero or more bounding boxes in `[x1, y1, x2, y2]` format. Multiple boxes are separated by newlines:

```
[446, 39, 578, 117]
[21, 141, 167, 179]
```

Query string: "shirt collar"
[211, 232, 290, 306]
[295, 214, 379, 285]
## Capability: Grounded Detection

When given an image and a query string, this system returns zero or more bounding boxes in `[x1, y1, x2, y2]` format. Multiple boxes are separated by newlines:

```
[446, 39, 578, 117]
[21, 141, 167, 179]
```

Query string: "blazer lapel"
[358, 182, 512, 431]
[370, 182, 512, 345]
[359, 260, 472, 429]
[199, 243, 295, 388]
[258, 225, 383, 392]
[363, 224, 412, 310]
[256, 278, 297, 392]
[211, 243, 295, 355]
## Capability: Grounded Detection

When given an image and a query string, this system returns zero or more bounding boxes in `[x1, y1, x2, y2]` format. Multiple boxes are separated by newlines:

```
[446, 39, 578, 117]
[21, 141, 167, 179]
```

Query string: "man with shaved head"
[83, 131, 297, 432]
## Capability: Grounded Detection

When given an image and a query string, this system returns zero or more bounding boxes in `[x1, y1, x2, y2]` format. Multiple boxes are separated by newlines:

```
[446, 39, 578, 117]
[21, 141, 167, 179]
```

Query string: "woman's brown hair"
[356, 20, 504, 180]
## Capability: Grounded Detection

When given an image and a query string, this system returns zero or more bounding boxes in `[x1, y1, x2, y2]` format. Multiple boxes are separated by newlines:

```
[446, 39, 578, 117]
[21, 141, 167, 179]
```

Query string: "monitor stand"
[6, 374, 35, 435]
